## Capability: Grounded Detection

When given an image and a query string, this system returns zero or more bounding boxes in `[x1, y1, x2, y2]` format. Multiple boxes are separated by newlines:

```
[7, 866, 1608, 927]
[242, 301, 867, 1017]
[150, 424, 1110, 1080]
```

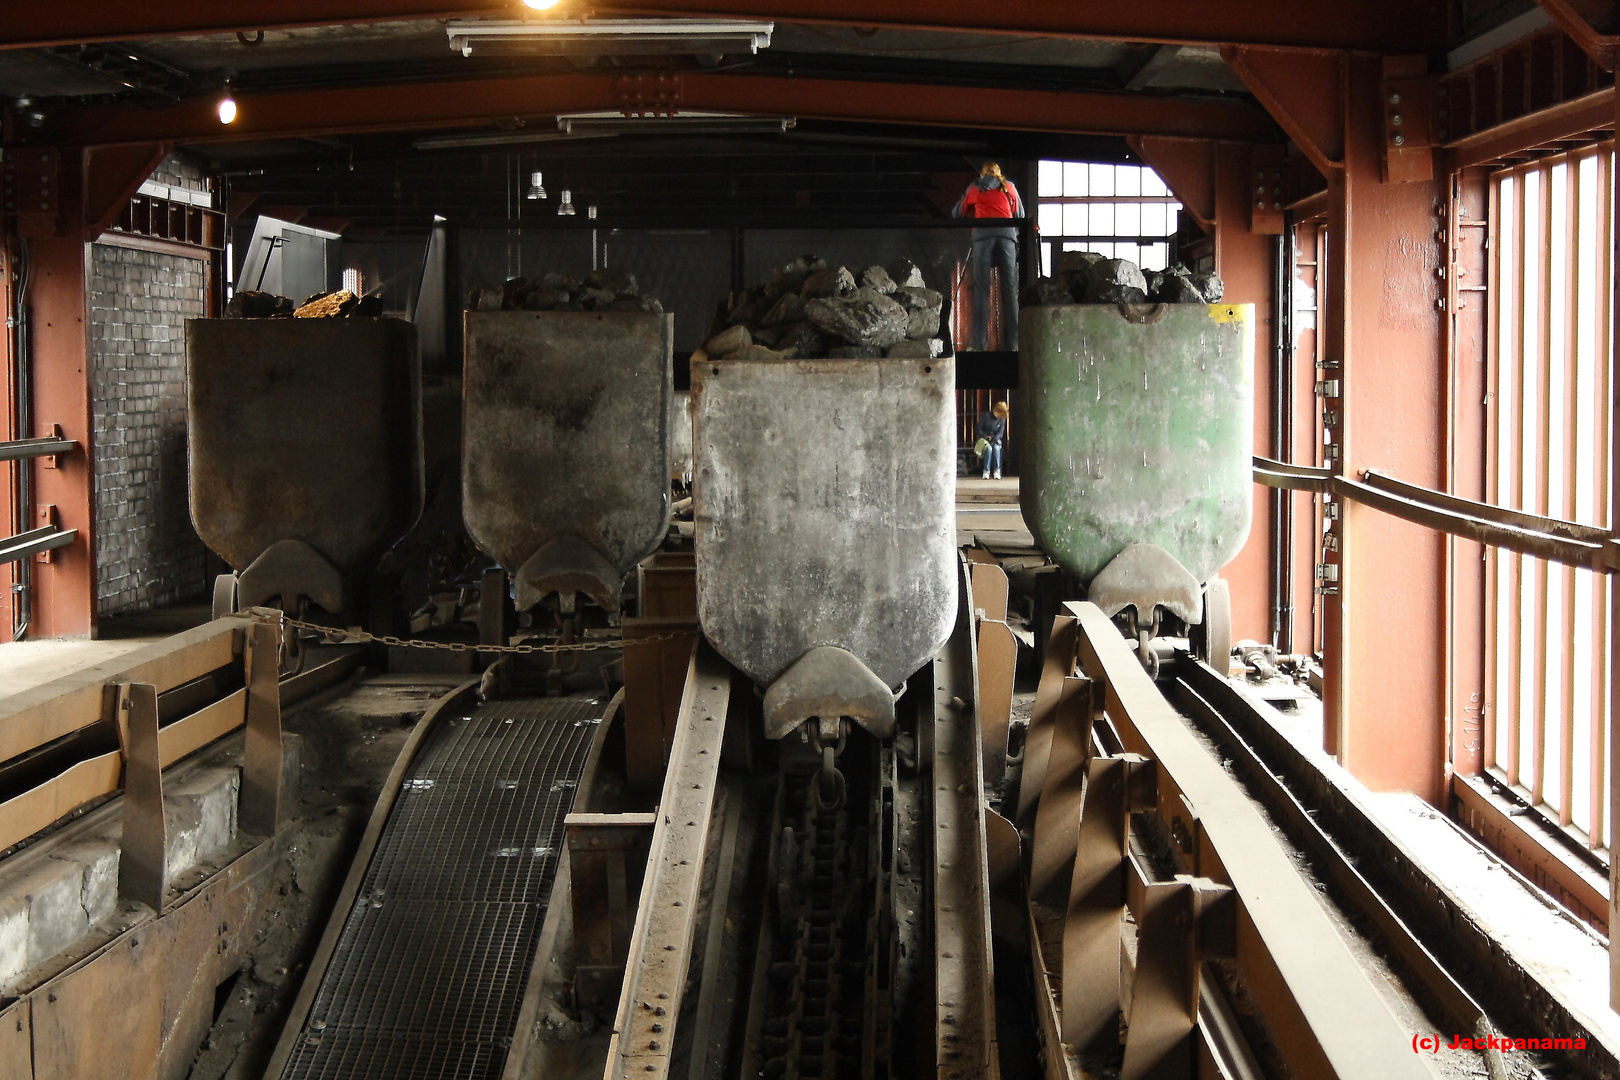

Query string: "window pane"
[1038, 160, 1064, 198]
[1041, 240, 1052, 277]
[1092, 241, 1114, 259]
[1090, 203, 1114, 236]
[1064, 203, 1089, 237]
[1141, 203, 1165, 236]
[1038, 202, 1063, 238]
[1141, 242, 1169, 271]
[1116, 241, 1141, 265]
[1089, 163, 1115, 196]
[1116, 202, 1141, 236]
[1142, 169, 1169, 197]
[1116, 165, 1142, 196]
[1064, 162, 1088, 196]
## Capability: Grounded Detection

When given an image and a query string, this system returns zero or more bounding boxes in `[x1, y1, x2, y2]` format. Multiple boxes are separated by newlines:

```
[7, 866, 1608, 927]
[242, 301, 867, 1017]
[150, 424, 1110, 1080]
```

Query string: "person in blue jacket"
[952, 162, 1025, 351]
[977, 400, 1009, 479]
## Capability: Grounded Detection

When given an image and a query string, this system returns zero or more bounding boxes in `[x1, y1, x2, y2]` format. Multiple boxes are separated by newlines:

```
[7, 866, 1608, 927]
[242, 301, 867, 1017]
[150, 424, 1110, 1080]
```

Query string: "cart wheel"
[211, 573, 238, 621]
[1198, 577, 1232, 673]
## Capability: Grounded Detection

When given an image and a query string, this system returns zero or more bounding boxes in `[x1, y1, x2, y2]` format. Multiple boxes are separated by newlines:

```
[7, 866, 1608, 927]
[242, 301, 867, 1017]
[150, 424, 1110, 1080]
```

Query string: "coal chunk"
[803, 287, 909, 348]
[885, 257, 925, 289]
[859, 265, 897, 294]
[829, 345, 883, 359]
[1021, 277, 1077, 307]
[761, 291, 805, 327]
[800, 266, 856, 299]
[294, 290, 358, 318]
[884, 340, 932, 359]
[893, 286, 943, 340]
[767, 254, 827, 295]
[706, 324, 752, 357]
[777, 322, 828, 358]
[1152, 274, 1206, 304]
[586, 265, 637, 296]
[224, 290, 294, 318]
[1083, 259, 1149, 304]
[1191, 272, 1224, 302]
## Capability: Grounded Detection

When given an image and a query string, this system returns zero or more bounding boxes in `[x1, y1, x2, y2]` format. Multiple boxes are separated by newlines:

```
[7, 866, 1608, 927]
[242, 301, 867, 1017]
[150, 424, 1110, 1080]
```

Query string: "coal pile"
[703, 254, 946, 361]
[1021, 250, 1223, 307]
[224, 288, 385, 319]
[465, 266, 663, 313]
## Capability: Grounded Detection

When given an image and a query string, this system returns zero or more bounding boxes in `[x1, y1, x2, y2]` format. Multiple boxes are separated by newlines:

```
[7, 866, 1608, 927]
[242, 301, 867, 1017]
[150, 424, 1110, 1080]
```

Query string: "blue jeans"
[970, 234, 1019, 351]
[982, 442, 1002, 474]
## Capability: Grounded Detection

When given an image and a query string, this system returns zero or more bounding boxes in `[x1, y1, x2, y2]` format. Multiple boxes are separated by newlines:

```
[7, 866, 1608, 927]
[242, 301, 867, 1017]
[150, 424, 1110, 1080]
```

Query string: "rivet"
[1393, 134, 1406, 146]
[1389, 92, 1402, 104]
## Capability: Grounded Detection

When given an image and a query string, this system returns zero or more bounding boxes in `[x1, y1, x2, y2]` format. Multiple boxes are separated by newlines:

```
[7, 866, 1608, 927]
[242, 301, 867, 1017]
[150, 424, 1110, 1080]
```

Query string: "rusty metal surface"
[1063, 601, 1437, 1079]
[1018, 304, 1254, 587]
[929, 562, 999, 1079]
[603, 643, 730, 1080]
[691, 356, 956, 692]
[462, 311, 673, 610]
[187, 318, 423, 573]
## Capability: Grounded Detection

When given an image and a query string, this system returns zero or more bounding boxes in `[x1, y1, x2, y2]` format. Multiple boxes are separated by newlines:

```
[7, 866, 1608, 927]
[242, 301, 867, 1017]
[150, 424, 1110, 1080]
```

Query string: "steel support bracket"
[1381, 55, 1436, 183]
[34, 505, 57, 564]
[115, 682, 166, 912]
[616, 74, 682, 117]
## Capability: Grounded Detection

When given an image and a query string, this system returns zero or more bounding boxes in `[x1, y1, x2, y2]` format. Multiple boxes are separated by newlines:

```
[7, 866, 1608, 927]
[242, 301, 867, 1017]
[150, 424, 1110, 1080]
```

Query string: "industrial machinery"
[187, 317, 425, 628]
[1017, 302, 1255, 671]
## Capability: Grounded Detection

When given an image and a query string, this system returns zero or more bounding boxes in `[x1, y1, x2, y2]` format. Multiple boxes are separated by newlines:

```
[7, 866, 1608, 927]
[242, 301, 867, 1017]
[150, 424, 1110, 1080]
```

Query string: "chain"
[247, 609, 696, 656]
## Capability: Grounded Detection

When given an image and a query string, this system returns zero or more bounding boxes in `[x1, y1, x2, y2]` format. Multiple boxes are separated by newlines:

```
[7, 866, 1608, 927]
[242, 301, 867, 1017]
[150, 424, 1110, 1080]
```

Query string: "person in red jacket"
[952, 162, 1025, 350]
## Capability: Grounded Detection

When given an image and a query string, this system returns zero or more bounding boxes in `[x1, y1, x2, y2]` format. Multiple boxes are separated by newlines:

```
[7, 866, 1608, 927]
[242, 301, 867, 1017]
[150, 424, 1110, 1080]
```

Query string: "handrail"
[1253, 455, 1617, 572]
[0, 526, 76, 565]
[0, 435, 76, 462]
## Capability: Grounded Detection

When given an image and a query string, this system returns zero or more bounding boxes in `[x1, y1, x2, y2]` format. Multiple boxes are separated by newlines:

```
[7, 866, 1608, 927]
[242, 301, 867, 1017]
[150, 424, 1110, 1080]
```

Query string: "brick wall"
[89, 242, 209, 615]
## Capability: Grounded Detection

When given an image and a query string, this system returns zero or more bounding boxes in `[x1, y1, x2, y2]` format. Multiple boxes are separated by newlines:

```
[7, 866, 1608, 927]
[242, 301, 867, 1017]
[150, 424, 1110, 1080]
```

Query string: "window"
[342, 267, 364, 295]
[1035, 161, 1181, 275]
[1485, 145, 1614, 849]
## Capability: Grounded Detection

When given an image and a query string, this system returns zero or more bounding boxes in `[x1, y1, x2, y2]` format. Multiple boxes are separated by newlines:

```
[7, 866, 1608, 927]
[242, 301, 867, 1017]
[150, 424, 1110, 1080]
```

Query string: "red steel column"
[1213, 141, 1277, 647]
[25, 153, 96, 638]
[1327, 55, 1449, 803]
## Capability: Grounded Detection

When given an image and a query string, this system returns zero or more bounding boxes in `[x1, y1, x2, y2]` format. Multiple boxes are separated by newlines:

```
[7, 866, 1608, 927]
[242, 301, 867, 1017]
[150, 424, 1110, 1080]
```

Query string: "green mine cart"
[1017, 302, 1254, 669]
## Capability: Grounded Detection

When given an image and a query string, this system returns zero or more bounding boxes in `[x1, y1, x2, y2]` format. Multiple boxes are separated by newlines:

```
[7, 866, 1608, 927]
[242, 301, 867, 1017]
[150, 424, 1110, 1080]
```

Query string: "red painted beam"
[44, 71, 1278, 147]
[0, 0, 1450, 54]
[1537, 0, 1620, 68]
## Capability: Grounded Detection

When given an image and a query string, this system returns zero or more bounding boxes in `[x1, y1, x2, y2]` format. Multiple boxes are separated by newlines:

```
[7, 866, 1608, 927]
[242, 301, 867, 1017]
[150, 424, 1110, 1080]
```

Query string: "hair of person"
[993, 400, 1010, 418]
[980, 162, 1004, 180]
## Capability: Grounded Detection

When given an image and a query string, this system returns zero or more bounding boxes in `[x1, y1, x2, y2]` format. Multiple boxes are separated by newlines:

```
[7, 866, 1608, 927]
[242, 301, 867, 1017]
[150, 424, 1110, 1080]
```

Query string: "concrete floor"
[0, 602, 210, 699]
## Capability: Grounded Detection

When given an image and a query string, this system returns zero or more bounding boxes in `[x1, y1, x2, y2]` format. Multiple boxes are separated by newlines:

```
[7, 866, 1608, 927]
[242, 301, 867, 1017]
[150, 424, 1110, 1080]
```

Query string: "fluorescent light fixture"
[445, 19, 772, 58]
[556, 110, 794, 135]
[412, 130, 616, 150]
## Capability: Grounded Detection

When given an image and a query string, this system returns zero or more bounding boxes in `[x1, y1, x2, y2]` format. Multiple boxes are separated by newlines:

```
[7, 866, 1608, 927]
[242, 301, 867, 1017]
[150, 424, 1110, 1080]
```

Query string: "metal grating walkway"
[280, 696, 602, 1080]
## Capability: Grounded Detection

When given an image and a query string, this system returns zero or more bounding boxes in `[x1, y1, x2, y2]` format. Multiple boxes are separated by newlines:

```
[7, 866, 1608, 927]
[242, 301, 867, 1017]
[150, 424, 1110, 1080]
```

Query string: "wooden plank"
[0, 750, 122, 853]
[0, 619, 243, 764]
[156, 690, 245, 768]
[0, 999, 31, 1080]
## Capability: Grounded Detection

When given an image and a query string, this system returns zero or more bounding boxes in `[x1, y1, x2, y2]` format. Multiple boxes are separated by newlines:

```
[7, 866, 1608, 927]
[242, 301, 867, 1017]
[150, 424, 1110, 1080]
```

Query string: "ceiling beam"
[0, 0, 1449, 55]
[39, 71, 1277, 147]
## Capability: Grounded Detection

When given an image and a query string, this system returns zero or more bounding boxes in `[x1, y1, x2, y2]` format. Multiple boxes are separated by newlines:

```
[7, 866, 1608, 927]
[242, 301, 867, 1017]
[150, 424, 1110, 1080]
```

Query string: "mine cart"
[1018, 302, 1254, 670]
[187, 317, 424, 623]
[462, 309, 674, 616]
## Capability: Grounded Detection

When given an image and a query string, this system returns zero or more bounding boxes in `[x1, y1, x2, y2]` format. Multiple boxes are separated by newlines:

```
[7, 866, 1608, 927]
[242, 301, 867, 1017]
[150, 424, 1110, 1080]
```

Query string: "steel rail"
[1067, 601, 1435, 1079]
[0, 525, 76, 565]
[0, 435, 76, 462]
[1253, 455, 1618, 571]
[603, 642, 732, 1080]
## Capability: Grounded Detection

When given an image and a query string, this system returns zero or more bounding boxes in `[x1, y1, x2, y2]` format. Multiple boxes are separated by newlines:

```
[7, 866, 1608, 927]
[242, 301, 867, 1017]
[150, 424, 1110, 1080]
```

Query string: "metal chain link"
[246, 609, 695, 655]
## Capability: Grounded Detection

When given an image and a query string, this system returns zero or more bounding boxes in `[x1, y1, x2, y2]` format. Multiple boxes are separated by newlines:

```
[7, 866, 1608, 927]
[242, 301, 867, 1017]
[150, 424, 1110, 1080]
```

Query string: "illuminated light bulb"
[557, 189, 575, 216]
[522, 0, 562, 9]
[526, 171, 546, 200]
[218, 95, 237, 124]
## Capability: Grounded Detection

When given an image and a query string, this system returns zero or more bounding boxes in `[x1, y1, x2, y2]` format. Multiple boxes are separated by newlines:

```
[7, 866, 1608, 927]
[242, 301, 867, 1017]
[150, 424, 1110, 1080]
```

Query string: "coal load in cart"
[187, 316, 424, 626]
[1018, 301, 1254, 673]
